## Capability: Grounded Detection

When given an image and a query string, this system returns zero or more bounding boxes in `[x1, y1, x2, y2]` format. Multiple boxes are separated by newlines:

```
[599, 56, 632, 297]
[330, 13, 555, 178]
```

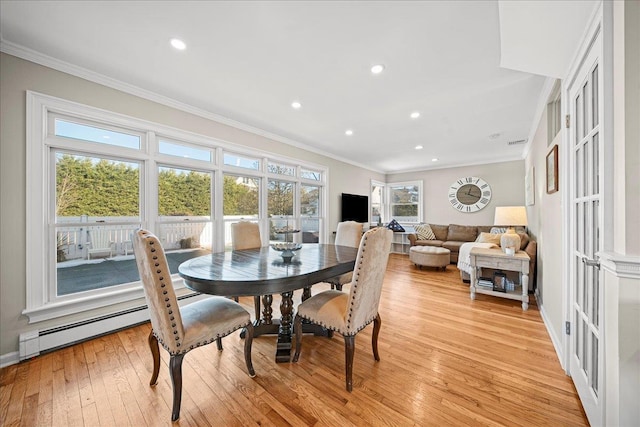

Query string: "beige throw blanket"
[457, 242, 498, 275]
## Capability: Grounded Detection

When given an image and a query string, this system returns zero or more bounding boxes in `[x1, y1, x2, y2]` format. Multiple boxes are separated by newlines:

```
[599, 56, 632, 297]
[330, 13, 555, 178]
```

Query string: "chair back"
[345, 227, 392, 334]
[132, 229, 185, 354]
[231, 221, 262, 250]
[335, 221, 363, 248]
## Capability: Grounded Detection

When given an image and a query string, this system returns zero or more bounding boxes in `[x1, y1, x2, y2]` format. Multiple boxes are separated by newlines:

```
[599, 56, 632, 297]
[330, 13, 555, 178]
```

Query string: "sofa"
[407, 224, 537, 288]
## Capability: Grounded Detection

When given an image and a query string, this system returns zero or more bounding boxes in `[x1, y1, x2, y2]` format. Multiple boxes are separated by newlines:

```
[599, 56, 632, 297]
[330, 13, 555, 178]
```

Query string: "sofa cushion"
[429, 224, 450, 241]
[414, 223, 436, 240]
[519, 232, 530, 250]
[442, 241, 466, 252]
[477, 225, 493, 234]
[447, 224, 478, 242]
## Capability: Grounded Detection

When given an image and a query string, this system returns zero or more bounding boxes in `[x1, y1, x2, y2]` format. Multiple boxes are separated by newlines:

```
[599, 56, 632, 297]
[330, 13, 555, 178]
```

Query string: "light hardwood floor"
[0, 254, 588, 426]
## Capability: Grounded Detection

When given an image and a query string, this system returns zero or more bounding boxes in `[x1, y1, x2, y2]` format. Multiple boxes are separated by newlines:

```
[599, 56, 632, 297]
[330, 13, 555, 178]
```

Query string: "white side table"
[469, 247, 530, 310]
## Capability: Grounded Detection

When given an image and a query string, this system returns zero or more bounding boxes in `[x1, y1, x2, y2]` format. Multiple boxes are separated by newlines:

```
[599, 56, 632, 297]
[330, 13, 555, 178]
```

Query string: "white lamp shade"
[494, 206, 527, 253]
[494, 206, 528, 227]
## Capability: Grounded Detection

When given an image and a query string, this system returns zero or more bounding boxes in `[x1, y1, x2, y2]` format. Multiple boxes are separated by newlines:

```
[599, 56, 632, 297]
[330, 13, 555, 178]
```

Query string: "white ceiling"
[0, 1, 596, 173]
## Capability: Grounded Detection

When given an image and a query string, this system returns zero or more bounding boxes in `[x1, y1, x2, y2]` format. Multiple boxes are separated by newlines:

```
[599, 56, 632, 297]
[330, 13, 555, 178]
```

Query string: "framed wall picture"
[546, 145, 559, 194]
[525, 166, 535, 206]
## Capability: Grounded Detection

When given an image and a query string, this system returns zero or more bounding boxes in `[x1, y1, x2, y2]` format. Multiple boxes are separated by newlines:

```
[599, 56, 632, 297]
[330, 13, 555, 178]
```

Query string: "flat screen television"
[341, 193, 369, 223]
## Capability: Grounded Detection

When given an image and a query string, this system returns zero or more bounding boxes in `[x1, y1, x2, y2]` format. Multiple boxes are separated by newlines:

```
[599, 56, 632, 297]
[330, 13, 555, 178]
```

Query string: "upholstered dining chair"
[293, 227, 392, 392]
[328, 221, 363, 290]
[230, 221, 265, 319]
[132, 229, 255, 422]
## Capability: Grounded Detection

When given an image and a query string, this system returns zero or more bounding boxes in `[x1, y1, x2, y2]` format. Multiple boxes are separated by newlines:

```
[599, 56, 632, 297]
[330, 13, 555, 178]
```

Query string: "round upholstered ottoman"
[409, 246, 451, 271]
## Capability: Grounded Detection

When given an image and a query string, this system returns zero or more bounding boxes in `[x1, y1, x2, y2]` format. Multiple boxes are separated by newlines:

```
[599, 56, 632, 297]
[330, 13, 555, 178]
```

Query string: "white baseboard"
[1, 293, 208, 368]
[0, 351, 20, 368]
[537, 293, 566, 371]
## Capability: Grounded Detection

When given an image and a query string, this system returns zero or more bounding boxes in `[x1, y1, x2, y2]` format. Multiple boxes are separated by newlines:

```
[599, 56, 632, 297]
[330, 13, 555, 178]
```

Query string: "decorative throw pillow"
[476, 232, 502, 245]
[490, 227, 507, 234]
[414, 223, 436, 240]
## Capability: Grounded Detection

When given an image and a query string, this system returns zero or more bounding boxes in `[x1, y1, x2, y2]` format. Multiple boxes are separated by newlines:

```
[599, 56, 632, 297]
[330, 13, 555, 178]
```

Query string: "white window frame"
[25, 91, 327, 323]
[386, 180, 423, 224]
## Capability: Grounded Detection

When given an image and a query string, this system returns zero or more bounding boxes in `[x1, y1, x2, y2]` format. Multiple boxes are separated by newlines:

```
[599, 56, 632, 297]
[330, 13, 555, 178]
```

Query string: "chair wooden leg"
[334, 283, 343, 291]
[292, 314, 303, 362]
[344, 335, 355, 392]
[244, 322, 256, 377]
[169, 353, 185, 422]
[148, 331, 160, 386]
[372, 313, 381, 361]
[216, 337, 223, 351]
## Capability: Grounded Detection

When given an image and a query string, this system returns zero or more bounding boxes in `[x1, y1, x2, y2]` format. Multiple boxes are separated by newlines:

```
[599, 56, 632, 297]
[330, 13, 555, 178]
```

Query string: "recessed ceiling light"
[415, 145, 423, 150]
[371, 64, 385, 74]
[291, 101, 302, 109]
[345, 129, 353, 136]
[410, 112, 420, 119]
[432, 158, 439, 162]
[170, 38, 186, 50]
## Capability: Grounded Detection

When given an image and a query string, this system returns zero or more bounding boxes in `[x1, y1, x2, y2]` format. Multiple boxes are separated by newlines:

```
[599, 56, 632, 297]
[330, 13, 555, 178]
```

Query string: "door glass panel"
[576, 256, 583, 311]
[592, 65, 599, 128]
[576, 146, 583, 198]
[582, 319, 588, 372]
[575, 95, 581, 142]
[585, 139, 591, 196]
[593, 133, 600, 194]
[591, 333, 599, 395]
[582, 82, 588, 136]
[576, 202, 583, 253]
[575, 312, 582, 364]
[582, 260, 589, 311]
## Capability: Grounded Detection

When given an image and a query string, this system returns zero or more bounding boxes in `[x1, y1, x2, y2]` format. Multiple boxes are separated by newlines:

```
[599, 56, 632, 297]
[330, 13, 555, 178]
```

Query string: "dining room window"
[268, 179, 295, 242]
[222, 173, 260, 248]
[26, 92, 328, 323]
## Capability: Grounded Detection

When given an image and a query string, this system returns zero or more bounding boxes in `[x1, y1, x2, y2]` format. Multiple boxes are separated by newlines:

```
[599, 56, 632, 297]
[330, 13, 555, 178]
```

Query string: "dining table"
[178, 243, 358, 362]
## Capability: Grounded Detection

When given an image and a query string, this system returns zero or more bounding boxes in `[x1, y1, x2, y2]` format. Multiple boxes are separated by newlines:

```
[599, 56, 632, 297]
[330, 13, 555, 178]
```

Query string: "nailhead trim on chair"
[146, 236, 183, 350]
[142, 229, 253, 355]
[153, 319, 251, 355]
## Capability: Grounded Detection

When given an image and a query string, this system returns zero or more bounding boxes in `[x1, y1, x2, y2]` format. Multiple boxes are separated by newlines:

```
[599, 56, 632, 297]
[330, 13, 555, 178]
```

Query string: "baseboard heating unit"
[18, 293, 206, 361]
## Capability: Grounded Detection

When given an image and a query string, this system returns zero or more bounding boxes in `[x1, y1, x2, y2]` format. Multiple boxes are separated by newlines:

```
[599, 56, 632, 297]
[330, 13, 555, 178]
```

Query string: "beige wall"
[0, 53, 385, 356]
[386, 160, 525, 226]
[525, 103, 564, 344]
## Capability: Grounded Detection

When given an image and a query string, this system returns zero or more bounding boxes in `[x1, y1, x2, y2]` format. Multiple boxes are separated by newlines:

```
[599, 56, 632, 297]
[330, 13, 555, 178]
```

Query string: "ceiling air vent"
[507, 139, 527, 146]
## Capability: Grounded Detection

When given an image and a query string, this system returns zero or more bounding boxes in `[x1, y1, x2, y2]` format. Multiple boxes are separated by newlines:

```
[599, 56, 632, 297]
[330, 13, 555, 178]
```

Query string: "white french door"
[567, 25, 604, 425]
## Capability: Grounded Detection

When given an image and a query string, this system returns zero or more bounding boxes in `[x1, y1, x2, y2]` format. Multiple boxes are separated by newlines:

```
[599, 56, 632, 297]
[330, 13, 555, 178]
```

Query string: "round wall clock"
[448, 177, 492, 213]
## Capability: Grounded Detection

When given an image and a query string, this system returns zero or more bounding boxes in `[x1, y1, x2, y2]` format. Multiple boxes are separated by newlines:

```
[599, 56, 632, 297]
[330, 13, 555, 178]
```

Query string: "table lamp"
[494, 206, 528, 253]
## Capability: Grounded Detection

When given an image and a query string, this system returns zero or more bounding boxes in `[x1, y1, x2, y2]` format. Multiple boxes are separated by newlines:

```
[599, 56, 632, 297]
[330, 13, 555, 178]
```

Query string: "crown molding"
[0, 39, 383, 174]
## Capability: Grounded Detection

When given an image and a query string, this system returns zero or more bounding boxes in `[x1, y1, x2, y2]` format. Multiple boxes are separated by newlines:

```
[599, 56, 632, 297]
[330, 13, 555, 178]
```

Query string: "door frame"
[561, 2, 614, 425]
